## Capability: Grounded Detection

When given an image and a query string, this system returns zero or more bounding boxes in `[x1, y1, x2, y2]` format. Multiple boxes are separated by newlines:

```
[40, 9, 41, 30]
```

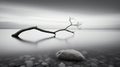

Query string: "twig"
[65, 17, 72, 29]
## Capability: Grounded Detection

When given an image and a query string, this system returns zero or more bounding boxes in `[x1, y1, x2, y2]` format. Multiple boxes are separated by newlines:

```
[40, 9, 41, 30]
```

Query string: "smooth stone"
[20, 65, 26, 67]
[58, 62, 66, 67]
[25, 60, 33, 67]
[56, 49, 85, 61]
[73, 64, 81, 67]
[41, 62, 48, 66]
[67, 66, 73, 67]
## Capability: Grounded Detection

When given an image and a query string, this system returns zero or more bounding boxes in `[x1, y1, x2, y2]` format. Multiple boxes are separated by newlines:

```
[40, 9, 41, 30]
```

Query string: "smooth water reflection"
[0, 29, 120, 55]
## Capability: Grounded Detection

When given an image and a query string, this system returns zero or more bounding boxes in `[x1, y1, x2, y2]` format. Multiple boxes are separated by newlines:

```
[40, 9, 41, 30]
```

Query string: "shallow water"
[0, 29, 120, 55]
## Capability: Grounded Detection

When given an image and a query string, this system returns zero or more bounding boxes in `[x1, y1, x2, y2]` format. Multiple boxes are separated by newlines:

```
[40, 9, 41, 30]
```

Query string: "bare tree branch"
[12, 26, 55, 38]
[11, 17, 81, 39]
[65, 17, 72, 29]
[12, 26, 37, 37]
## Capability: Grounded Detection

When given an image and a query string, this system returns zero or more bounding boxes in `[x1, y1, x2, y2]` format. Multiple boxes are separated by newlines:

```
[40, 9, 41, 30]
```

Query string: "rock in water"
[56, 49, 85, 61]
[25, 60, 33, 67]
[58, 62, 66, 67]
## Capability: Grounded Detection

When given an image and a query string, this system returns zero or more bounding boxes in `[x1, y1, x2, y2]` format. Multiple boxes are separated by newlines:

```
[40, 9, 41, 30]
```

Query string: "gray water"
[0, 29, 120, 55]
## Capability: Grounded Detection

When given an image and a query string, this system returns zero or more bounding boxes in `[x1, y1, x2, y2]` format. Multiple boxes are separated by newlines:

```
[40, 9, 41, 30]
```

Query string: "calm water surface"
[0, 29, 120, 55]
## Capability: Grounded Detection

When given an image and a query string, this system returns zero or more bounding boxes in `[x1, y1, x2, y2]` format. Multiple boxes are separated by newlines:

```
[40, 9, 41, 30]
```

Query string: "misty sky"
[0, 0, 120, 28]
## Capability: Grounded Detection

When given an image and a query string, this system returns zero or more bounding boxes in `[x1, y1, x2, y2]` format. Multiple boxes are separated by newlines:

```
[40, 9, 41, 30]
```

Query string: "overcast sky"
[0, 0, 120, 28]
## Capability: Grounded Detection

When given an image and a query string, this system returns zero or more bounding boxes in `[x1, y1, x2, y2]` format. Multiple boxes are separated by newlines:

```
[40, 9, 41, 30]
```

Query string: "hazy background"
[0, 0, 120, 29]
[0, 0, 120, 55]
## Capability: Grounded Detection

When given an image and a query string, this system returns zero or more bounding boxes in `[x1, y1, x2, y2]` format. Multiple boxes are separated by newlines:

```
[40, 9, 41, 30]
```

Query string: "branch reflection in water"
[12, 34, 75, 45]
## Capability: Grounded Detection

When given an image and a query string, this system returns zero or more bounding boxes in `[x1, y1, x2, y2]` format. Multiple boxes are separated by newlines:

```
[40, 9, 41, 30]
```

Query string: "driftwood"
[12, 26, 55, 38]
[12, 17, 81, 38]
